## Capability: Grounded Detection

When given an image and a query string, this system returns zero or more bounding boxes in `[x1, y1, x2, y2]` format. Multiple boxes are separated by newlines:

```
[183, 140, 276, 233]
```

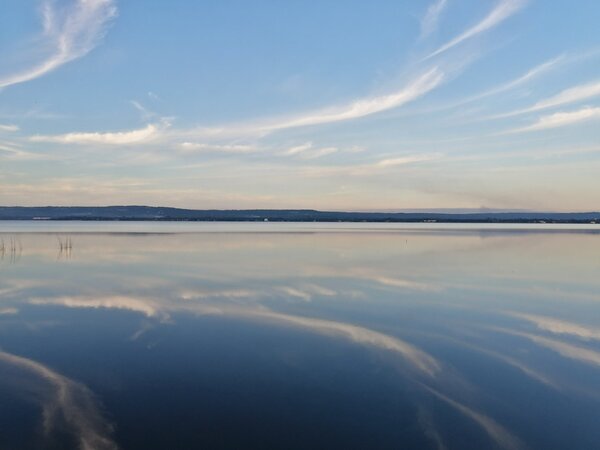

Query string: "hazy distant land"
[0, 206, 599, 223]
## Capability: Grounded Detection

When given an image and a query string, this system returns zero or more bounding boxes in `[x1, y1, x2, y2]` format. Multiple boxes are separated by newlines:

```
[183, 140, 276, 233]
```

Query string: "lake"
[1, 222, 599, 449]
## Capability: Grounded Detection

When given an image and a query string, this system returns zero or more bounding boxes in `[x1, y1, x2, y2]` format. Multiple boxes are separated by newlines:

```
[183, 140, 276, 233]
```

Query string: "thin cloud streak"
[304, 153, 443, 177]
[425, 0, 527, 60]
[0, 0, 117, 89]
[495, 79, 600, 118]
[420, 0, 448, 38]
[0, 124, 19, 132]
[179, 142, 256, 154]
[190, 68, 445, 138]
[509, 106, 600, 133]
[420, 56, 563, 115]
[30, 123, 163, 145]
[281, 142, 340, 159]
[268, 68, 445, 129]
[459, 56, 564, 106]
[531, 81, 600, 110]
[21, 68, 443, 148]
[0, 142, 51, 160]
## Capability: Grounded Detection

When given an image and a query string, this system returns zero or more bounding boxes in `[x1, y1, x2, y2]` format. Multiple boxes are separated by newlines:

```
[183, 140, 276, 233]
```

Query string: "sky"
[1, 0, 599, 211]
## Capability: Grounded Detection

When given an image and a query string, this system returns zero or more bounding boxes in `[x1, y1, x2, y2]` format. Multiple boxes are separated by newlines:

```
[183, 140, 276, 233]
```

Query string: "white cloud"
[0, 0, 117, 89]
[510, 106, 600, 133]
[426, 0, 527, 59]
[304, 153, 442, 177]
[499, 80, 600, 118]
[271, 68, 444, 129]
[420, 0, 448, 38]
[282, 142, 339, 159]
[0, 124, 19, 132]
[462, 56, 564, 105]
[0, 142, 50, 160]
[30, 123, 162, 145]
[304, 147, 338, 159]
[179, 142, 256, 153]
[130, 100, 157, 121]
[375, 154, 441, 168]
[529, 80, 600, 112]
[284, 142, 313, 156]
[190, 68, 445, 138]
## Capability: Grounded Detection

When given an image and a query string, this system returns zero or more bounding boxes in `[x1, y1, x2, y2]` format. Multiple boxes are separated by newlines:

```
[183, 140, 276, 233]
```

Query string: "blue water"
[0, 223, 599, 449]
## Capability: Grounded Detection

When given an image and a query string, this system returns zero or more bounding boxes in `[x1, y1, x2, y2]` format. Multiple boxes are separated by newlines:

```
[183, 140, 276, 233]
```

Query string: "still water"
[0, 222, 599, 449]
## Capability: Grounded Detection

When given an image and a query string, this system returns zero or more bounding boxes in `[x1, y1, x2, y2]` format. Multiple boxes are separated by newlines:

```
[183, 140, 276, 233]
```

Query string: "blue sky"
[1, 0, 599, 210]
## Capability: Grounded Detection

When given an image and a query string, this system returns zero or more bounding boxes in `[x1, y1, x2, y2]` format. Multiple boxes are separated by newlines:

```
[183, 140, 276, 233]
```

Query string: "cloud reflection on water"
[1, 228, 599, 449]
[493, 327, 600, 368]
[420, 384, 524, 450]
[0, 350, 117, 450]
[509, 312, 600, 341]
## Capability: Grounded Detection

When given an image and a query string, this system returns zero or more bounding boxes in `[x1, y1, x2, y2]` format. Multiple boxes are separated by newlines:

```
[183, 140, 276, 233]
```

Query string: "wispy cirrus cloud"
[265, 68, 445, 130]
[21, 68, 444, 150]
[529, 80, 600, 111]
[510, 106, 600, 133]
[425, 0, 527, 59]
[283, 142, 314, 156]
[30, 122, 164, 145]
[497, 79, 600, 118]
[0, 0, 117, 90]
[190, 68, 445, 138]
[179, 142, 256, 154]
[462, 56, 564, 105]
[304, 153, 443, 177]
[281, 142, 340, 159]
[0, 124, 19, 132]
[0, 141, 51, 160]
[0, 149, 44, 160]
[130, 100, 157, 121]
[409, 56, 564, 117]
[420, 0, 448, 38]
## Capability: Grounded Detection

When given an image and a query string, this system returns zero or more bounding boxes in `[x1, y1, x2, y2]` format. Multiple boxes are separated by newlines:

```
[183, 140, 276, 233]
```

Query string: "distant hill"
[0, 206, 599, 223]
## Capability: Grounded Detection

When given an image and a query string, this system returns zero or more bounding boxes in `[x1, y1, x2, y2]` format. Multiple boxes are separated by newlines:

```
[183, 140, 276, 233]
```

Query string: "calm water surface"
[0, 222, 599, 449]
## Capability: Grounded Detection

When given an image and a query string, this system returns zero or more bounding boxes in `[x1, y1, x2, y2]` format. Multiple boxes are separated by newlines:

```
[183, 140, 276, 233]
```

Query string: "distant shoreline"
[1, 206, 599, 224]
